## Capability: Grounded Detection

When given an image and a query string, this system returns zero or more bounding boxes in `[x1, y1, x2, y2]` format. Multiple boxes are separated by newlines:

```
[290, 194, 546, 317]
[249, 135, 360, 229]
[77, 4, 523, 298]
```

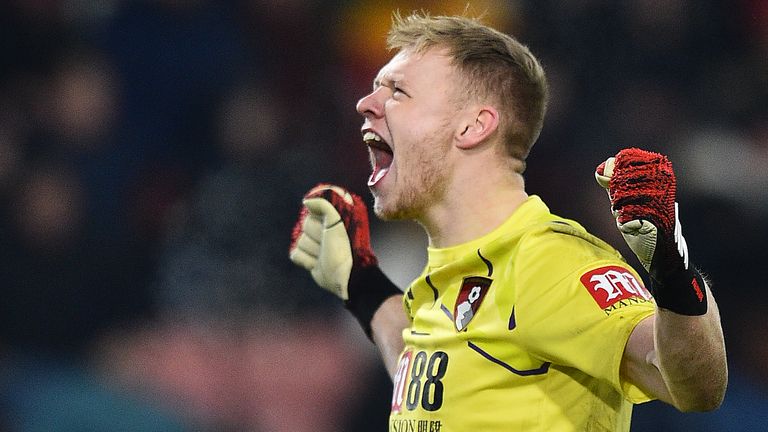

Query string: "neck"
[419, 156, 528, 248]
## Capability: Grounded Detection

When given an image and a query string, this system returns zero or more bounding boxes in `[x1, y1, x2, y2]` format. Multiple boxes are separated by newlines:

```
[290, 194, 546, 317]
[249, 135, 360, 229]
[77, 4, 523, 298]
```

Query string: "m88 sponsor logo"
[391, 350, 449, 413]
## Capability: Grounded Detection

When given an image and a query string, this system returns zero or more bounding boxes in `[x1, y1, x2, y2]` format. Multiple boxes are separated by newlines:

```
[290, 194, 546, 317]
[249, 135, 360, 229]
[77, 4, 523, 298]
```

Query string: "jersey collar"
[426, 195, 551, 268]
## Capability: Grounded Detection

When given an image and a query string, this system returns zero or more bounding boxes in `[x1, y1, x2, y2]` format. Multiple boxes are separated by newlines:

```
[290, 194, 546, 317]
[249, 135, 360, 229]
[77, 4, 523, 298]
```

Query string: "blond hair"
[387, 12, 548, 165]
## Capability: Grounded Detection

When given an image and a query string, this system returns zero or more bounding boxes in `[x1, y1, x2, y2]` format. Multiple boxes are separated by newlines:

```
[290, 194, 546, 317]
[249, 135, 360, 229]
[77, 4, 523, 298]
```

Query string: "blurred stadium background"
[0, 0, 766, 431]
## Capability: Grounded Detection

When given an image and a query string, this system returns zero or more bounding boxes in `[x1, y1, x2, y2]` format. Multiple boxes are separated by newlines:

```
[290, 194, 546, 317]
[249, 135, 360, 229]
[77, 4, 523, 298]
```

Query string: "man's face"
[356, 48, 462, 220]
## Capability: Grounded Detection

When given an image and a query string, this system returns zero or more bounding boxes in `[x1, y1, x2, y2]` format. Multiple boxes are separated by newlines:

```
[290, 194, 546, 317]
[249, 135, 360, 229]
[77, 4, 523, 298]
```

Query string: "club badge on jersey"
[454, 276, 492, 331]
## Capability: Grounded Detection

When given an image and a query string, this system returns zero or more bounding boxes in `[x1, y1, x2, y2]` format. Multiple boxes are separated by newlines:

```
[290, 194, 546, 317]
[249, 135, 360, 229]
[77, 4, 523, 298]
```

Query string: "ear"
[455, 105, 499, 150]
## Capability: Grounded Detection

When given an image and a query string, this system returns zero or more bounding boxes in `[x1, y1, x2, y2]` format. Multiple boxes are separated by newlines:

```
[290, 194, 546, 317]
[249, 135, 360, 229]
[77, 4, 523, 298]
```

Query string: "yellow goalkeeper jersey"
[389, 196, 656, 432]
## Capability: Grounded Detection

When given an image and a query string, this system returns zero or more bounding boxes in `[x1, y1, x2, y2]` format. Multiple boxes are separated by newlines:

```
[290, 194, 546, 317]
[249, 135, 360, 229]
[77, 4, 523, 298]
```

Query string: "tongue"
[368, 150, 393, 187]
[368, 165, 389, 186]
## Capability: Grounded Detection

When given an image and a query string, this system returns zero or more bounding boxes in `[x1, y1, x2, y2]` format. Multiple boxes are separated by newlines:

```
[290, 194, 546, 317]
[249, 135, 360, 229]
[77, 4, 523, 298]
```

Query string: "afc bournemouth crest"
[454, 276, 492, 331]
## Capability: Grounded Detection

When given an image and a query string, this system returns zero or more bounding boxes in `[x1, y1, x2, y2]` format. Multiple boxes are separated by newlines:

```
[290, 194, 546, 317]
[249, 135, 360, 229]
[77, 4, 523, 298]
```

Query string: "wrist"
[345, 265, 402, 338]
[650, 266, 707, 316]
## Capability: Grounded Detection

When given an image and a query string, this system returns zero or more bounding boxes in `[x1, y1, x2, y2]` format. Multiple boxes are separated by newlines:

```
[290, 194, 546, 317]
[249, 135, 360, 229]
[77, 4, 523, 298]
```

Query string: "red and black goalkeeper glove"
[289, 184, 401, 335]
[595, 149, 707, 315]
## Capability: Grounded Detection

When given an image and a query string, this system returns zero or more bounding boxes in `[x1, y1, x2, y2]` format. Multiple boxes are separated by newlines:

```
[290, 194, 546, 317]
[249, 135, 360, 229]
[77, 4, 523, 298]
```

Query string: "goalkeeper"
[290, 12, 726, 431]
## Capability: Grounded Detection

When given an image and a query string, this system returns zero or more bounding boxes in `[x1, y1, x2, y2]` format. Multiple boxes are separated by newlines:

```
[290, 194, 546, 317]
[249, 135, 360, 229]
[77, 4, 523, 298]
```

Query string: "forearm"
[654, 284, 727, 412]
[371, 294, 409, 378]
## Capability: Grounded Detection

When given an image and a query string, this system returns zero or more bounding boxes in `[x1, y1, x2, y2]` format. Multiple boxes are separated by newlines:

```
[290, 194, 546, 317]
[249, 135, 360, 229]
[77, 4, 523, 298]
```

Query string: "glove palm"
[290, 184, 377, 301]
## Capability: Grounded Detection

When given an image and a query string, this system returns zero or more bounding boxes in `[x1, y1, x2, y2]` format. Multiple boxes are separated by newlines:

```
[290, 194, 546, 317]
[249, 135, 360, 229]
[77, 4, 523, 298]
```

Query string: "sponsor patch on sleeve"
[580, 265, 652, 309]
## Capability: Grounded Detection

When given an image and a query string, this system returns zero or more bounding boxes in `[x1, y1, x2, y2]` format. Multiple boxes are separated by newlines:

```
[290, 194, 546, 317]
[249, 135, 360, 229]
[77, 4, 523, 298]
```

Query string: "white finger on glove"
[289, 217, 323, 270]
[304, 197, 342, 228]
[594, 156, 615, 189]
[617, 219, 658, 270]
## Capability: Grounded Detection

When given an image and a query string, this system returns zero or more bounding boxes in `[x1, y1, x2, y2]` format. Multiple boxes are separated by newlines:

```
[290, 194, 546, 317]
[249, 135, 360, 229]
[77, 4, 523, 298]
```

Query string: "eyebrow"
[372, 75, 388, 90]
[373, 74, 407, 91]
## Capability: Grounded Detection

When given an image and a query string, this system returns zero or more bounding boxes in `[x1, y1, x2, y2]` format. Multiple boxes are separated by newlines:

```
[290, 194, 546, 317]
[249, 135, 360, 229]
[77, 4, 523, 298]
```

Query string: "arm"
[289, 184, 406, 376]
[371, 295, 410, 377]
[623, 285, 727, 411]
[597, 149, 727, 411]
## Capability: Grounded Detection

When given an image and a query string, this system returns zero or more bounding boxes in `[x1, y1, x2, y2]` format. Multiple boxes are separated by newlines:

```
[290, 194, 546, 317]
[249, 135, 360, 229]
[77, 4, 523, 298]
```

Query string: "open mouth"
[364, 131, 393, 186]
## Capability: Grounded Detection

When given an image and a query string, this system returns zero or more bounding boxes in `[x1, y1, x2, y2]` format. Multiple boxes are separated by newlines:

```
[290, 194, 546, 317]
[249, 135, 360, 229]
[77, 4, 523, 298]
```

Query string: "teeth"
[363, 131, 382, 143]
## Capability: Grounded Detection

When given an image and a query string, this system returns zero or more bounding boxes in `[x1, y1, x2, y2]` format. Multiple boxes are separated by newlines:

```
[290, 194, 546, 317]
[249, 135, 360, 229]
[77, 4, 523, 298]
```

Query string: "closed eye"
[392, 86, 408, 98]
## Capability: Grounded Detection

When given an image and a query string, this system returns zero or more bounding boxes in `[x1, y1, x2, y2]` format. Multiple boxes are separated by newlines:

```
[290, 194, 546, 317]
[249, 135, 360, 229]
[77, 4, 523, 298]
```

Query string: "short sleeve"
[512, 233, 656, 402]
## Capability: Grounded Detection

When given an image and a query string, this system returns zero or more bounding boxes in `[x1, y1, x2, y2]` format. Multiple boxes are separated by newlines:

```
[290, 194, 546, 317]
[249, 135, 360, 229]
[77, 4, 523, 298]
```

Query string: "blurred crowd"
[0, 0, 766, 431]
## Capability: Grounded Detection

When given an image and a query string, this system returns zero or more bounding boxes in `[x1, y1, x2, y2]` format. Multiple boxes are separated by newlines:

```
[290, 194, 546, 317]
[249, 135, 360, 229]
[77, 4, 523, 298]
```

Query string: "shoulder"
[518, 219, 624, 264]
[504, 218, 645, 300]
[502, 195, 624, 263]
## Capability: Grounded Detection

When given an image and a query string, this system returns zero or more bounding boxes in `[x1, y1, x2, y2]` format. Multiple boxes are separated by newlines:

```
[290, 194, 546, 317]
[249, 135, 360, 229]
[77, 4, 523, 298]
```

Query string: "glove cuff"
[345, 265, 402, 339]
[650, 266, 707, 316]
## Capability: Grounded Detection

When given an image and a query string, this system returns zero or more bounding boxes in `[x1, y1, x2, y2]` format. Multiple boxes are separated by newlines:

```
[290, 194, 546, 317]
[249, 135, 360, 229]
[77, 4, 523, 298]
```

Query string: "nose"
[356, 88, 384, 119]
